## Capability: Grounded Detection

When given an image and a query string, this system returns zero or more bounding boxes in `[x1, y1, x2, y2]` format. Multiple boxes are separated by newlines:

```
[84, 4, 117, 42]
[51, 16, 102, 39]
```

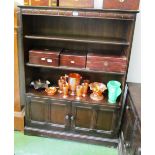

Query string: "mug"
[107, 81, 122, 104]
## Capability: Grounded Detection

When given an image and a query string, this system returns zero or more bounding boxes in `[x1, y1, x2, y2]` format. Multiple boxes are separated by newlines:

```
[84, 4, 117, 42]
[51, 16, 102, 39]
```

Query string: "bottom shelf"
[26, 88, 121, 108]
[25, 126, 119, 147]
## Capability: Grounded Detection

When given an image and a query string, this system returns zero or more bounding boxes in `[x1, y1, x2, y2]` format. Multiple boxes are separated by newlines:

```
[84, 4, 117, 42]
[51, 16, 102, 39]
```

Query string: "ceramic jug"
[107, 81, 122, 104]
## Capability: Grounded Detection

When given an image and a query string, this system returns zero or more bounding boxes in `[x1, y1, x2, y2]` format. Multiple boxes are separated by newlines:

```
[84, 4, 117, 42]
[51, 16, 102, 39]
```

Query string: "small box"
[59, 0, 94, 8]
[103, 0, 140, 10]
[24, 0, 57, 7]
[86, 52, 127, 73]
[60, 49, 86, 68]
[29, 49, 61, 66]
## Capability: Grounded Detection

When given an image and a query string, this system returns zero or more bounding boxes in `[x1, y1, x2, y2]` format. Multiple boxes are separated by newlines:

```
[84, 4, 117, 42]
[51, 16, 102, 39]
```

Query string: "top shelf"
[19, 5, 139, 13]
[20, 6, 136, 21]
[24, 34, 130, 46]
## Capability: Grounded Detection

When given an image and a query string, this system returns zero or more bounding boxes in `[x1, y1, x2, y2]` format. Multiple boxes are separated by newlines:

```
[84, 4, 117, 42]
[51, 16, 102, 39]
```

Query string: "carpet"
[14, 131, 118, 155]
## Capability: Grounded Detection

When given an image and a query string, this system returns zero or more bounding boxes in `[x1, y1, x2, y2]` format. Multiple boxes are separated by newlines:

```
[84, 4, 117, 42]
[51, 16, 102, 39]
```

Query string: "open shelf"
[24, 34, 130, 46]
[26, 63, 126, 75]
[27, 88, 120, 109]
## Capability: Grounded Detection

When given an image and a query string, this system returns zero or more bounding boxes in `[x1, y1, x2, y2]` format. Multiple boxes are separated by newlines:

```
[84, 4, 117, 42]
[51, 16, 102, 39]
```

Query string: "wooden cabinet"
[18, 6, 138, 146]
[26, 96, 119, 138]
[120, 83, 141, 155]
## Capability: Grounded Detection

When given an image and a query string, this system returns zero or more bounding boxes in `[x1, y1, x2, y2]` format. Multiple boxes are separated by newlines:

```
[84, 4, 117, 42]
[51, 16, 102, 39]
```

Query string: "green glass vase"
[107, 80, 122, 104]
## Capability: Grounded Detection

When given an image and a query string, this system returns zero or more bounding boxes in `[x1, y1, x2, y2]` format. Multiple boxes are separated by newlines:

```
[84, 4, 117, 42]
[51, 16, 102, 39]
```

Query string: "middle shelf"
[27, 88, 121, 109]
[26, 63, 126, 75]
[24, 34, 130, 46]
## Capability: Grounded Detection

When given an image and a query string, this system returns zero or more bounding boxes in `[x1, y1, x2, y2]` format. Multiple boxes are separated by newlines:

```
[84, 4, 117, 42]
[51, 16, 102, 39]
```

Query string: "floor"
[14, 131, 118, 155]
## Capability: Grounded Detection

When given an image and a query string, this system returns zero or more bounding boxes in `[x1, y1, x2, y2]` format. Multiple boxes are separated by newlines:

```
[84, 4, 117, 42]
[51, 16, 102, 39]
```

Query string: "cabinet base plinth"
[14, 108, 25, 131]
[24, 126, 118, 147]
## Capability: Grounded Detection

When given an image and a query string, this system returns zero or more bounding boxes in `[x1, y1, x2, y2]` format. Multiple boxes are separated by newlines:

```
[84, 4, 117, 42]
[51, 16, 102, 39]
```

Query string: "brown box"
[24, 0, 29, 5]
[60, 50, 86, 68]
[86, 52, 127, 73]
[59, 0, 94, 8]
[103, 0, 140, 10]
[24, 0, 57, 6]
[29, 49, 61, 66]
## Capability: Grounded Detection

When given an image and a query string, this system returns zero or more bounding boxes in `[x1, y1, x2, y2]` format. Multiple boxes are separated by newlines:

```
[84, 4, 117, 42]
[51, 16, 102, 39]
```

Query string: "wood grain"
[103, 0, 140, 10]
[59, 0, 94, 8]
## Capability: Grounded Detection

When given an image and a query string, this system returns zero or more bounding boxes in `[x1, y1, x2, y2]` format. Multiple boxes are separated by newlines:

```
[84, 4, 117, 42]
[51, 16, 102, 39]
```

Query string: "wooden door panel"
[132, 122, 141, 155]
[49, 99, 71, 130]
[30, 99, 48, 122]
[74, 106, 92, 128]
[122, 96, 137, 155]
[96, 110, 113, 131]
[123, 97, 136, 142]
[50, 103, 67, 125]
[72, 103, 94, 132]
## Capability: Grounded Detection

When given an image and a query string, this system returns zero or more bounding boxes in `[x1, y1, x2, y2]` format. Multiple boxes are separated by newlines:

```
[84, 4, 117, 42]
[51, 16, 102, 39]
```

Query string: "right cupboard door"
[94, 106, 119, 136]
[71, 102, 119, 137]
[71, 102, 94, 133]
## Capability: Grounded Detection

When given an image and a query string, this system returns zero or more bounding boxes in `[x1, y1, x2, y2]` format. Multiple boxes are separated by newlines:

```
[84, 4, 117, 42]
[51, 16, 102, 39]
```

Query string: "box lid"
[87, 52, 127, 63]
[60, 49, 87, 57]
[29, 48, 61, 58]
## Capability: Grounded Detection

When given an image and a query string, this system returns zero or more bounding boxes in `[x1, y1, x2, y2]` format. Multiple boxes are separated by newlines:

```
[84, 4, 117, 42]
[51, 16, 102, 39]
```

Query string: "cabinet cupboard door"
[132, 122, 141, 155]
[26, 97, 48, 124]
[94, 107, 118, 134]
[49, 99, 71, 130]
[71, 102, 94, 132]
[122, 96, 137, 155]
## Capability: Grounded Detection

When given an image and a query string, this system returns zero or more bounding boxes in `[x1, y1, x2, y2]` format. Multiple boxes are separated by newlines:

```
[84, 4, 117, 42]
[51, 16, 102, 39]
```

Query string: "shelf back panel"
[22, 15, 132, 42]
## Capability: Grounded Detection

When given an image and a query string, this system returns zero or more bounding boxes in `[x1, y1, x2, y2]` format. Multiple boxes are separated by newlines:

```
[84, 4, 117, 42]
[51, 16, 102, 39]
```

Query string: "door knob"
[65, 115, 69, 120]
[125, 142, 130, 148]
[71, 116, 74, 121]
[126, 105, 130, 110]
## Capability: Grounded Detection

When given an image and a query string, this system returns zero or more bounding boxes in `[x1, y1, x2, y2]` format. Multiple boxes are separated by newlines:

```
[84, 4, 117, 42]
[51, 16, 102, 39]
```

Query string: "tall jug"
[67, 73, 82, 96]
[107, 81, 122, 104]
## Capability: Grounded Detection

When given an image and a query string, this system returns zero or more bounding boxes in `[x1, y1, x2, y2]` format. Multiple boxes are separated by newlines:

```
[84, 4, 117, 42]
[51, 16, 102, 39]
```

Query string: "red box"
[24, 0, 57, 6]
[103, 0, 140, 10]
[86, 52, 127, 73]
[29, 49, 61, 66]
[59, 0, 94, 8]
[60, 50, 86, 68]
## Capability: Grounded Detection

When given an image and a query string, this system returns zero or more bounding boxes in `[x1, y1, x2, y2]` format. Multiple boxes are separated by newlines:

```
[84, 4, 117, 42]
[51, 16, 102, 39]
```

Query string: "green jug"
[107, 81, 122, 104]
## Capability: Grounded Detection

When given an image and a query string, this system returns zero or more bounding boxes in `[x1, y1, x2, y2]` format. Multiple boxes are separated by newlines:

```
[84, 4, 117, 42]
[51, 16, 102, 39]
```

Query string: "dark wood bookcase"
[18, 6, 138, 146]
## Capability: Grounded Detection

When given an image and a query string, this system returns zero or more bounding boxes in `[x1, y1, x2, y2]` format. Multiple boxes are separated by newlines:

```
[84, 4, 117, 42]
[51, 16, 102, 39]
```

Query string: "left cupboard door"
[26, 96, 49, 127]
[26, 96, 72, 131]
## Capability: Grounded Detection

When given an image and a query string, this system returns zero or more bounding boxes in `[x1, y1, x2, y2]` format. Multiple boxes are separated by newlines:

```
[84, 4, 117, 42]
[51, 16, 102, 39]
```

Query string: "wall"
[127, 14, 141, 83]
[15, 0, 141, 83]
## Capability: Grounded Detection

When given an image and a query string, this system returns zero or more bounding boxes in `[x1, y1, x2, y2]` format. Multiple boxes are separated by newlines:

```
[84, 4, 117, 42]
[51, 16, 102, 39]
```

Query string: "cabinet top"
[127, 82, 141, 121]
[18, 5, 139, 14]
